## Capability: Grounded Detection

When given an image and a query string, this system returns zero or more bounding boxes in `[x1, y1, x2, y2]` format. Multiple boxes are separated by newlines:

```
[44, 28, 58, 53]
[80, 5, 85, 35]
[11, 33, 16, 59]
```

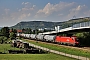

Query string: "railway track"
[23, 39, 90, 60]
[28, 42, 89, 60]
[24, 39, 90, 52]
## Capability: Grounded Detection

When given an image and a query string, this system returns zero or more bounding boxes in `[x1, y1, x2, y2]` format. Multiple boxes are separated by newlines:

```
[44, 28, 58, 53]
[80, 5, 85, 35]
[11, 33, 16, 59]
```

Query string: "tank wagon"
[44, 35, 56, 42]
[30, 34, 37, 40]
[17, 33, 79, 46]
[36, 34, 45, 41]
[25, 34, 30, 39]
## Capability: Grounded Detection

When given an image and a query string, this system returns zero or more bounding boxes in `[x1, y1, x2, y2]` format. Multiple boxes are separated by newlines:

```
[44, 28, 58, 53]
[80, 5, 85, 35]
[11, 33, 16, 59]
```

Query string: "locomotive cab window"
[72, 37, 75, 40]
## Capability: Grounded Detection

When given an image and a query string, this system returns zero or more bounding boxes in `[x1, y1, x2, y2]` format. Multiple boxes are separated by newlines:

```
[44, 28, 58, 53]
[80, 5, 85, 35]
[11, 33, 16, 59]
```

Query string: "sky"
[0, 0, 90, 27]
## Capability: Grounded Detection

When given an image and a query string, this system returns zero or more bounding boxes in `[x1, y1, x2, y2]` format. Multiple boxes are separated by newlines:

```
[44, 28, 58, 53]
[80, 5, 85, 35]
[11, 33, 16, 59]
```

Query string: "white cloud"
[4, 8, 10, 14]
[36, 3, 54, 15]
[67, 5, 87, 19]
[33, 5, 36, 8]
[18, 14, 27, 20]
[22, 2, 24, 5]
[25, 2, 29, 5]
[83, 10, 90, 17]
[35, 2, 90, 21]
[0, 1, 90, 27]
[22, 2, 29, 5]
[76, 5, 81, 11]
[71, 5, 86, 12]
[35, 2, 76, 19]
[20, 2, 36, 12]
[0, 2, 37, 26]
[22, 7, 29, 11]
[28, 13, 31, 17]
[58, 14, 63, 16]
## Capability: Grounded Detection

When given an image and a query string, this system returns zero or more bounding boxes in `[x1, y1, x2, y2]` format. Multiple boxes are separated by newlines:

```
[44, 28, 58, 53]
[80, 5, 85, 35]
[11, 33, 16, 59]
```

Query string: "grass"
[0, 54, 76, 60]
[0, 41, 77, 60]
[0, 44, 21, 53]
[23, 39, 90, 58]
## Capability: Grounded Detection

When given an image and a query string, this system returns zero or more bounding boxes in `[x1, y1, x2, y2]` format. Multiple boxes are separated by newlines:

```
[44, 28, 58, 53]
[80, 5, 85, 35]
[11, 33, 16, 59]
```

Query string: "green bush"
[9, 32, 16, 40]
[74, 32, 90, 46]
[0, 36, 8, 44]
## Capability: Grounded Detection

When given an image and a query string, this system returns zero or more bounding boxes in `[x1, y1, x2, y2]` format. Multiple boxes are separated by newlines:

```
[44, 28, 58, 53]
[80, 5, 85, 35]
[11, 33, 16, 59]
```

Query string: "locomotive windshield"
[72, 37, 79, 42]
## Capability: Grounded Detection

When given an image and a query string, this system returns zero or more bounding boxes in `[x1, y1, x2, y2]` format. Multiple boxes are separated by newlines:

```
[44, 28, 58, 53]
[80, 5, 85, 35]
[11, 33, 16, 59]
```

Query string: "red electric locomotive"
[55, 36, 79, 46]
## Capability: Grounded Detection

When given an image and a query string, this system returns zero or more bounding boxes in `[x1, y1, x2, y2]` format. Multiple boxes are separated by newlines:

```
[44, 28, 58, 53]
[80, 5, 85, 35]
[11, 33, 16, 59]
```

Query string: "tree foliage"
[0, 36, 7, 44]
[22, 28, 32, 34]
[74, 32, 90, 46]
[9, 32, 16, 40]
[0, 27, 9, 38]
[9, 28, 17, 40]
[22, 28, 43, 34]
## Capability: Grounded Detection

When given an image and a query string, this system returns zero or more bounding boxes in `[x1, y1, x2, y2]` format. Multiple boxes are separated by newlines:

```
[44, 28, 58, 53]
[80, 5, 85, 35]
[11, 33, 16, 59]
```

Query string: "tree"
[13, 29, 17, 33]
[1, 27, 9, 38]
[74, 32, 90, 46]
[0, 36, 7, 44]
[43, 29, 49, 32]
[9, 29, 17, 40]
[22, 28, 32, 34]
[10, 32, 16, 40]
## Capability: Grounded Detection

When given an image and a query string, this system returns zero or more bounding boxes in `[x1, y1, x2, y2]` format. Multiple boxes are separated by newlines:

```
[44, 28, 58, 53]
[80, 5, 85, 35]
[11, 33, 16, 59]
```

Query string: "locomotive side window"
[72, 37, 75, 40]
